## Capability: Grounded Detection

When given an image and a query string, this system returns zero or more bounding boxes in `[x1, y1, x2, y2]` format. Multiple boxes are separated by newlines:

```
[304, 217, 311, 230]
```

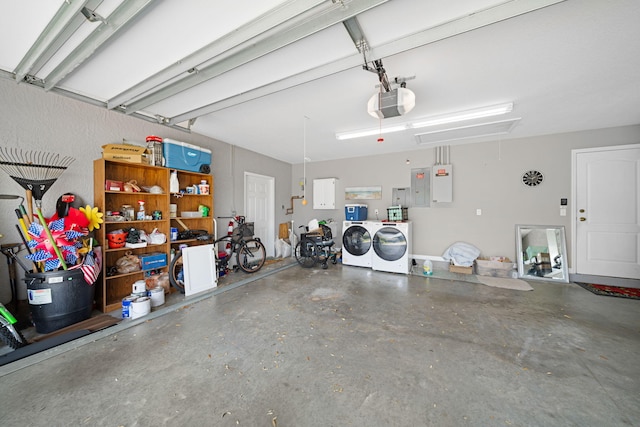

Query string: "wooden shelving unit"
[169, 170, 215, 253]
[93, 159, 214, 312]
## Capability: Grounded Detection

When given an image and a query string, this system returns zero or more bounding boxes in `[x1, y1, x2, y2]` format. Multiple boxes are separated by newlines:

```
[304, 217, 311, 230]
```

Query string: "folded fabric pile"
[442, 241, 481, 267]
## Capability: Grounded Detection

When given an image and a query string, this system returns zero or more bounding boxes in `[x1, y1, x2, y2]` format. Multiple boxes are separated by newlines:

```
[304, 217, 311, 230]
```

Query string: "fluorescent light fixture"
[336, 102, 514, 140]
[336, 124, 409, 140]
[415, 118, 521, 146]
[412, 103, 513, 127]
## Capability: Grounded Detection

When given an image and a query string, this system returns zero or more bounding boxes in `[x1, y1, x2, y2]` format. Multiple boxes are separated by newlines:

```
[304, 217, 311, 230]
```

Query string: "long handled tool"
[0, 147, 75, 270]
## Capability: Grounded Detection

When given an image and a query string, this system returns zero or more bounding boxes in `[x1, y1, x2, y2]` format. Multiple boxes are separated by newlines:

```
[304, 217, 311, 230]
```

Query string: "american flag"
[71, 251, 98, 284]
[80, 251, 99, 285]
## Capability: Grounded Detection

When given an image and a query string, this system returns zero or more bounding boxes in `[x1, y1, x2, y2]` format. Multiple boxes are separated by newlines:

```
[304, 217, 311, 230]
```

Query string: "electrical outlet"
[476, 209, 482, 216]
[375, 209, 379, 215]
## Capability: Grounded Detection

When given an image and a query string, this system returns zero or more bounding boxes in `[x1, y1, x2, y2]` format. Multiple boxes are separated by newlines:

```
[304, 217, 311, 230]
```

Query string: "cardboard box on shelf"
[105, 179, 124, 191]
[102, 143, 151, 164]
[140, 252, 167, 270]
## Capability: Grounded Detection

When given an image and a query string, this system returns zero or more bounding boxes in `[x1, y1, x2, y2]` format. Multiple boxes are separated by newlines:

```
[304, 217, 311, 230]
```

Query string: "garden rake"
[0, 147, 75, 269]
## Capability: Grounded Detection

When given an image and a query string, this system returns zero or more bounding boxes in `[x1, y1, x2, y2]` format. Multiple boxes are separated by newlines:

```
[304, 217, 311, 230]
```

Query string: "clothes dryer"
[371, 221, 412, 274]
[342, 221, 373, 267]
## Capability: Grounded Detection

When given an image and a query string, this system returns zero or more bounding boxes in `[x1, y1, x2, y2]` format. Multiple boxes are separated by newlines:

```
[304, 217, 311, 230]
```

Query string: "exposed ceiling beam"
[43, 0, 157, 91]
[169, 49, 363, 125]
[124, 0, 389, 114]
[14, 0, 92, 83]
[107, 0, 327, 110]
[169, 0, 566, 125]
[342, 16, 368, 53]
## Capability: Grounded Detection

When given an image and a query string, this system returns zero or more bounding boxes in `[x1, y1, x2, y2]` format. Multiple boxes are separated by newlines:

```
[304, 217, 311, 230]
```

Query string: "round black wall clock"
[522, 170, 544, 187]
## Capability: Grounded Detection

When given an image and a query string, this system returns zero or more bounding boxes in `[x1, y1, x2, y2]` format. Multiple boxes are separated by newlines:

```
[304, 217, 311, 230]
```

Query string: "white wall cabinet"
[313, 178, 337, 209]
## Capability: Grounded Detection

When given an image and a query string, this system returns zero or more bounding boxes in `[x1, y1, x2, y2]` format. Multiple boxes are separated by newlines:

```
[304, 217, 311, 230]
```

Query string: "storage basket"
[475, 257, 515, 278]
[387, 206, 408, 221]
[232, 222, 254, 241]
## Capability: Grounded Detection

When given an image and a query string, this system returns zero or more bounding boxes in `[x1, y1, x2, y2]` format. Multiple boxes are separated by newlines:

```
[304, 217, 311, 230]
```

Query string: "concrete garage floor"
[0, 263, 639, 426]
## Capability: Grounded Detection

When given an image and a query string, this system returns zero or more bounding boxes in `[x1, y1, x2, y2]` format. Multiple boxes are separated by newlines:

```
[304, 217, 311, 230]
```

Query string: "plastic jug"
[423, 259, 433, 276]
[169, 170, 179, 193]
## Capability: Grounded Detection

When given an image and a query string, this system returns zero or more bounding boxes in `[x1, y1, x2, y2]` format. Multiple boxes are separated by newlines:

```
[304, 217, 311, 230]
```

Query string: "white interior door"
[574, 145, 640, 279]
[245, 172, 275, 258]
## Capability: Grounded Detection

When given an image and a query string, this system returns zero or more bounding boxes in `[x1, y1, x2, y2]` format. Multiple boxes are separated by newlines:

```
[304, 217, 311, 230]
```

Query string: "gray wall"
[1, 76, 639, 304]
[291, 125, 640, 262]
[0, 79, 291, 303]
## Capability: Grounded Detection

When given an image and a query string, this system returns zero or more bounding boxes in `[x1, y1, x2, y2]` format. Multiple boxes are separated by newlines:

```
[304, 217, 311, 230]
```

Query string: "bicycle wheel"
[237, 238, 266, 273]
[169, 251, 186, 293]
[213, 236, 234, 274]
[0, 324, 27, 349]
[295, 238, 320, 268]
[213, 236, 234, 255]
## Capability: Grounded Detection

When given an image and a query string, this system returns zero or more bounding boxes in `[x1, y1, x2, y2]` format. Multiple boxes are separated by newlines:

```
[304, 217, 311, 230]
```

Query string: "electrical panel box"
[410, 167, 431, 207]
[432, 164, 452, 203]
[392, 187, 410, 207]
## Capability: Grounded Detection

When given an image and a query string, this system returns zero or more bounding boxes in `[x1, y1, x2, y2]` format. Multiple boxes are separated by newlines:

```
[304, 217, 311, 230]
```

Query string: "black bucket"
[25, 269, 95, 334]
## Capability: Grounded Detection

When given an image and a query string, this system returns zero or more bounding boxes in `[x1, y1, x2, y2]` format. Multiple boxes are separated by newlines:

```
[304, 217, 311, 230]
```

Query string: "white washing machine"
[371, 221, 412, 274]
[342, 221, 374, 267]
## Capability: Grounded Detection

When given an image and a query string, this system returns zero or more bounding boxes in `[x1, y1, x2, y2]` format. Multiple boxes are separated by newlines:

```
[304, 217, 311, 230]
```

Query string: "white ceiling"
[1, 0, 639, 164]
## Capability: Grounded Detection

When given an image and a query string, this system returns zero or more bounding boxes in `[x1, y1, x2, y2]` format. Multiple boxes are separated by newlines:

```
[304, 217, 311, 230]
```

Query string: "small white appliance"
[342, 221, 374, 268]
[371, 221, 412, 274]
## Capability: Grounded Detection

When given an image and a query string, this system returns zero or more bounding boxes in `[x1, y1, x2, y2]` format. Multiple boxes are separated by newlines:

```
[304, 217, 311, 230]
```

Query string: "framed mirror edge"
[515, 224, 569, 283]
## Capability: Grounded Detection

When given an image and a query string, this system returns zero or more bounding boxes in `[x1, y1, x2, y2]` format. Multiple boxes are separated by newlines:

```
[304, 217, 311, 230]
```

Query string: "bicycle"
[294, 223, 337, 269]
[0, 301, 28, 349]
[0, 230, 29, 350]
[169, 216, 266, 293]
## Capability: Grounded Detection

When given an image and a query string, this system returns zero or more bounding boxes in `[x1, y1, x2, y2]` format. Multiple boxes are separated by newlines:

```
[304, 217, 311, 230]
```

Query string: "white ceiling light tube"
[336, 102, 514, 140]
[336, 124, 409, 140]
[411, 103, 513, 128]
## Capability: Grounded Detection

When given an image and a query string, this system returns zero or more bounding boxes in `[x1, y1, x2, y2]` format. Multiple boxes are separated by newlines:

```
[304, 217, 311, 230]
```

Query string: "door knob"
[579, 209, 585, 213]
[579, 217, 586, 221]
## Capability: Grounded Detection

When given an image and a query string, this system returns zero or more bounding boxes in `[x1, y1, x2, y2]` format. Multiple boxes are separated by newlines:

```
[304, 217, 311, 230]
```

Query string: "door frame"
[570, 143, 639, 281]
[244, 172, 275, 258]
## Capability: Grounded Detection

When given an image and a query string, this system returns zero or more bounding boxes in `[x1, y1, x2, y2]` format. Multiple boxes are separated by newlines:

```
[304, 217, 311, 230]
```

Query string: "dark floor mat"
[575, 282, 640, 300]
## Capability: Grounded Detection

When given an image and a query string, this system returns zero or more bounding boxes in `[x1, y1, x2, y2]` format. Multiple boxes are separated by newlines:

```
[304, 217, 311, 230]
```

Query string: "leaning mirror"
[516, 225, 569, 283]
